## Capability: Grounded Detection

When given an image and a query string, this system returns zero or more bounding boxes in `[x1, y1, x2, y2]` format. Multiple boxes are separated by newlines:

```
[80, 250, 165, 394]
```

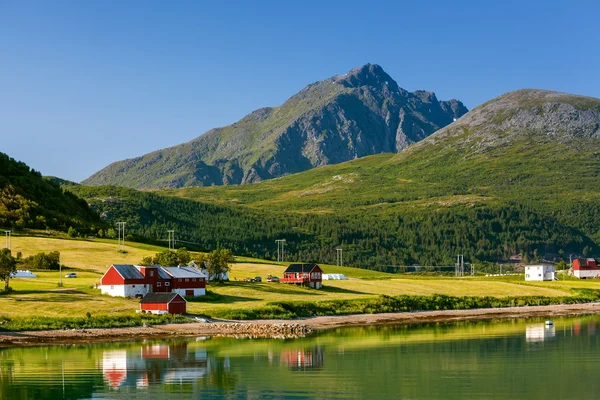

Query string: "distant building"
[188, 261, 229, 281]
[99, 264, 206, 298]
[524, 264, 556, 281]
[140, 292, 187, 315]
[571, 258, 600, 279]
[281, 264, 323, 289]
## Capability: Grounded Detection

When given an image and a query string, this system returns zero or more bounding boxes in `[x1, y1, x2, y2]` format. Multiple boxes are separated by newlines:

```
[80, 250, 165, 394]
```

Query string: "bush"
[0, 313, 188, 332]
[210, 290, 600, 320]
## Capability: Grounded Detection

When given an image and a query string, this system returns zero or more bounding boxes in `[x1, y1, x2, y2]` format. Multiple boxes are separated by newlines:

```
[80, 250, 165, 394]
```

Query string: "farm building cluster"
[98, 263, 326, 315]
[100, 264, 207, 298]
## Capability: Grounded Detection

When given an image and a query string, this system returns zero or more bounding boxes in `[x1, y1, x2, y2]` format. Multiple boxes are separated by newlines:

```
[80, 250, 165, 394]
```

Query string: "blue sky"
[1, 0, 598, 182]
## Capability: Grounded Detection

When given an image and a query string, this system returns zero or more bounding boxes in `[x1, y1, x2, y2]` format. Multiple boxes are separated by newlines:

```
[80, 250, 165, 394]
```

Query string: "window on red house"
[157, 282, 161, 287]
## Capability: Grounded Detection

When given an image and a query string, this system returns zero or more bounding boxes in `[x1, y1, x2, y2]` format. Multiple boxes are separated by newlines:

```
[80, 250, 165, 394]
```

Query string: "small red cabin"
[281, 263, 323, 289]
[140, 293, 187, 315]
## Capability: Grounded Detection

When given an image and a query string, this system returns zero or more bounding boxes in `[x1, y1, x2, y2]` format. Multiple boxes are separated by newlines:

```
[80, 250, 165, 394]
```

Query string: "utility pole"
[276, 239, 286, 262]
[116, 222, 126, 252]
[4, 230, 11, 251]
[456, 254, 464, 277]
[569, 254, 573, 269]
[336, 248, 343, 267]
[168, 230, 175, 250]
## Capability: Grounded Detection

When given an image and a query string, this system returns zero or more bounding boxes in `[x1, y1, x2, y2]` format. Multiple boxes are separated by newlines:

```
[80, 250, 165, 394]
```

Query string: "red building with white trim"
[140, 292, 187, 315]
[280, 264, 323, 289]
[571, 258, 600, 279]
[100, 264, 206, 298]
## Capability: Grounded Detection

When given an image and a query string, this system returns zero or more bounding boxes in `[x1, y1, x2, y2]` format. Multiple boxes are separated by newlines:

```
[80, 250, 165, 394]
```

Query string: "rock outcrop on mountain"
[83, 64, 467, 189]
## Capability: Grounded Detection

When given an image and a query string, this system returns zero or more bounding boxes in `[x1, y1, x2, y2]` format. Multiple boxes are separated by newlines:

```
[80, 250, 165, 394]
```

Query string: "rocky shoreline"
[1, 302, 600, 347]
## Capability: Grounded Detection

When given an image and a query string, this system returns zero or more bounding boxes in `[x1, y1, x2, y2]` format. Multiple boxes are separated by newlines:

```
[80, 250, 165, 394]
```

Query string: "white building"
[188, 261, 229, 281]
[524, 264, 556, 281]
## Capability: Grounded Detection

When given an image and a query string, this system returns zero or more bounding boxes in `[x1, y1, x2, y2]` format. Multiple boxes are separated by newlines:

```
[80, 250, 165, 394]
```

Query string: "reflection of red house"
[281, 348, 324, 370]
[140, 293, 187, 315]
[102, 350, 128, 389]
[571, 258, 600, 279]
[141, 344, 171, 359]
[280, 264, 323, 289]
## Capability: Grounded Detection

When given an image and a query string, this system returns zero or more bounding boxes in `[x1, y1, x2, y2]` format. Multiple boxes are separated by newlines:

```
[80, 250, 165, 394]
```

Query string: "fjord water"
[1, 316, 599, 399]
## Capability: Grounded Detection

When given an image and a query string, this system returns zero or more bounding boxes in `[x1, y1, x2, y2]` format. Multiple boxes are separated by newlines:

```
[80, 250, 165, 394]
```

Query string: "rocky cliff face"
[408, 89, 600, 156]
[83, 64, 468, 189]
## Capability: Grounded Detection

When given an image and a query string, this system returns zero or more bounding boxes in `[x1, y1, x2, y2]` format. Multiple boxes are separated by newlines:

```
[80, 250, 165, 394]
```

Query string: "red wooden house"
[99, 264, 206, 298]
[140, 292, 187, 315]
[571, 258, 600, 279]
[280, 263, 323, 289]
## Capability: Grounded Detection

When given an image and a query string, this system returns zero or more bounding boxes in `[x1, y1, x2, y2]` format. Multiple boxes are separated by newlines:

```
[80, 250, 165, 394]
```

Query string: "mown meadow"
[2, 236, 600, 330]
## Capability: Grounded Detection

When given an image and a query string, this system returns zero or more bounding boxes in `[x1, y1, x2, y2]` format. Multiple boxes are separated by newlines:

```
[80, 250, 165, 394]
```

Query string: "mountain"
[83, 64, 467, 189]
[70, 89, 600, 268]
[0, 152, 101, 231]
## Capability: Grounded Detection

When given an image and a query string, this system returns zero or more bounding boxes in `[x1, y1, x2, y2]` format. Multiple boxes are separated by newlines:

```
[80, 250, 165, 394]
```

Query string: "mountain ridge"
[83, 64, 468, 189]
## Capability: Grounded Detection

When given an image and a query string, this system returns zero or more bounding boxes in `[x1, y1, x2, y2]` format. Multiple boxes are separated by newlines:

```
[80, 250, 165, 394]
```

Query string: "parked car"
[253, 276, 262, 282]
[65, 273, 77, 278]
[267, 275, 279, 282]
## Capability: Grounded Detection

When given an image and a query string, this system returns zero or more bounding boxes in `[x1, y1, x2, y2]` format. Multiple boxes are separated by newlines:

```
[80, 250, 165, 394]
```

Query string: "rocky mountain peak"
[333, 63, 399, 91]
[83, 64, 467, 189]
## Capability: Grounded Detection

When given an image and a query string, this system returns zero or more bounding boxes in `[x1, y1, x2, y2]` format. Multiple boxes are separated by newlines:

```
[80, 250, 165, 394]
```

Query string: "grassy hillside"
[149, 90, 600, 266]
[0, 152, 101, 231]
[66, 90, 600, 268]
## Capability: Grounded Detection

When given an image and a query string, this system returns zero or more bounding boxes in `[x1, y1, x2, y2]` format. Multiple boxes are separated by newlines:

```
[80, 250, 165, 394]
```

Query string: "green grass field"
[2, 236, 600, 320]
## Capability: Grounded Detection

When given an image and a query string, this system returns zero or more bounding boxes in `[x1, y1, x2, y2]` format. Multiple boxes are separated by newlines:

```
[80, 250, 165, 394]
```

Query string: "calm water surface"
[1, 315, 599, 399]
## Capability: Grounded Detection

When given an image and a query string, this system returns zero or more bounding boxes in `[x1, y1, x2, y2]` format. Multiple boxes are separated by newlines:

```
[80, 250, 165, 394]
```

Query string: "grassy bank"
[0, 313, 188, 332]
[210, 290, 600, 320]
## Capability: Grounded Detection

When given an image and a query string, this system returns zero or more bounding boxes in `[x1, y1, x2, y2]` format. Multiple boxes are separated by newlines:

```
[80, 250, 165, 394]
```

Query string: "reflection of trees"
[0, 360, 15, 400]
[1, 359, 101, 400]
[198, 356, 237, 393]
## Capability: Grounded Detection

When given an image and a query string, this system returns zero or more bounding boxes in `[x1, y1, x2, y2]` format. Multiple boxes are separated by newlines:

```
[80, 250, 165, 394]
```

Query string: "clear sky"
[2, 0, 599, 182]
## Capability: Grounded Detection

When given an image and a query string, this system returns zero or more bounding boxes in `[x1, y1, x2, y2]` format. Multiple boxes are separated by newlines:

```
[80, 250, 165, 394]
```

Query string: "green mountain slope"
[83, 64, 467, 189]
[0, 152, 101, 231]
[65, 90, 600, 268]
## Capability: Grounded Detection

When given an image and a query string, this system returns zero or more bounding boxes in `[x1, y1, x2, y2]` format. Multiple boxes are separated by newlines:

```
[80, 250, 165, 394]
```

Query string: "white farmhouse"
[524, 264, 556, 281]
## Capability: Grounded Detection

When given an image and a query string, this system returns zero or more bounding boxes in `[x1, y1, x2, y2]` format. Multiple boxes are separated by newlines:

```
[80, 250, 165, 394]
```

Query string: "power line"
[456, 254, 464, 277]
[116, 222, 126, 252]
[275, 239, 286, 262]
[167, 230, 175, 250]
[4, 230, 11, 251]
[336, 248, 343, 267]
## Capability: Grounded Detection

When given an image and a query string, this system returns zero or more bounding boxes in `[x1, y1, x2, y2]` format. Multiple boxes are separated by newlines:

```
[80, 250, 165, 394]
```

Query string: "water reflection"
[525, 324, 555, 343]
[281, 346, 324, 371]
[2, 315, 600, 400]
[102, 341, 208, 390]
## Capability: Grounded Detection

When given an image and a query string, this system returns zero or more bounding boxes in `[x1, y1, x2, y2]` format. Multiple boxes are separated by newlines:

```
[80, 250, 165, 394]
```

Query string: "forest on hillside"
[0, 152, 102, 231]
[68, 185, 597, 269]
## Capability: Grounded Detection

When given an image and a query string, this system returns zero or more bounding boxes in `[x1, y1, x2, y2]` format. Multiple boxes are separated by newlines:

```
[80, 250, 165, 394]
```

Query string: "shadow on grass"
[15, 294, 100, 303]
[186, 291, 259, 304]
[7, 289, 88, 296]
[320, 285, 368, 295]
[234, 282, 324, 296]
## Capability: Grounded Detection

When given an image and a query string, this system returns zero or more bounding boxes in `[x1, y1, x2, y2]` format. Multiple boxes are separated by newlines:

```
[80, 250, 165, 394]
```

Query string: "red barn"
[99, 264, 206, 298]
[281, 263, 323, 289]
[571, 258, 600, 279]
[140, 292, 187, 315]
